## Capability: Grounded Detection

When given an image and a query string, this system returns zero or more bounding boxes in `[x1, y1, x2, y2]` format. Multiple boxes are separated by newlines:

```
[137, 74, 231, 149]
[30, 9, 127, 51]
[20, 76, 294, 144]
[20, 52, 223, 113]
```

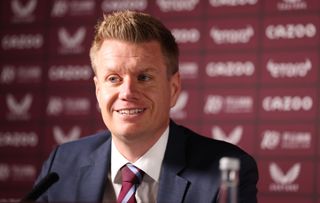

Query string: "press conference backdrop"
[0, 0, 320, 202]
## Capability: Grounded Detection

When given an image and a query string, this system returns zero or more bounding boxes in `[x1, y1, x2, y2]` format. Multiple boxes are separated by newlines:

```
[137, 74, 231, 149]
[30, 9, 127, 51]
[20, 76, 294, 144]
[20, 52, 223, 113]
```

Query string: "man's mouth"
[116, 108, 145, 115]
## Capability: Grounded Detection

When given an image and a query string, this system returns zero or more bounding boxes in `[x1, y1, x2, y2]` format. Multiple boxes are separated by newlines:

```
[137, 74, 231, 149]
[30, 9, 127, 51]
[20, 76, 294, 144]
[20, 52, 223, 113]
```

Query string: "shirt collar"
[111, 126, 169, 183]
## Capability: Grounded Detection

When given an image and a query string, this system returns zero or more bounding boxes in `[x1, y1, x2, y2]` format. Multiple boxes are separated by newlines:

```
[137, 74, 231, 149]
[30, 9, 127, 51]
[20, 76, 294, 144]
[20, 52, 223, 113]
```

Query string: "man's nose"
[119, 77, 138, 100]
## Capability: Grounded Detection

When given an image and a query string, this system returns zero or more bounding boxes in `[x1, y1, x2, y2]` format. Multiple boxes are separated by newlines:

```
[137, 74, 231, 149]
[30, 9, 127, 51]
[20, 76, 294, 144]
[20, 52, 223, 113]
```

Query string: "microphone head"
[21, 172, 60, 202]
[48, 172, 59, 183]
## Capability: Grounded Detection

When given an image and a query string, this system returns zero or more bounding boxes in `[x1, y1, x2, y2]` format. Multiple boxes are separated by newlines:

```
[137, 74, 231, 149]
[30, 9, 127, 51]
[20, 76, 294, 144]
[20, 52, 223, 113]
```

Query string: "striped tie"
[117, 164, 144, 203]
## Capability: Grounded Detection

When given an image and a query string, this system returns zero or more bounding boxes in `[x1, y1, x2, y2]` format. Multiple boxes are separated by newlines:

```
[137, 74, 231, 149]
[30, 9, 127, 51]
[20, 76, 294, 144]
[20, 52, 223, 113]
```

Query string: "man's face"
[94, 39, 180, 144]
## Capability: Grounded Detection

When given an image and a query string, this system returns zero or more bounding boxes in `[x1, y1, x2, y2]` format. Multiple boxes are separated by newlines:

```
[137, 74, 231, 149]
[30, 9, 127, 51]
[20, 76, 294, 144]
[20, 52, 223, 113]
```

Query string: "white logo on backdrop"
[179, 62, 198, 79]
[53, 126, 81, 144]
[266, 23, 316, 40]
[101, 0, 147, 11]
[263, 96, 313, 112]
[267, 59, 312, 78]
[58, 27, 86, 53]
[206, 61, 254, 77]
[210, 25, 254, 44]
[204, 95, 253, 114]
[211, 126, 243, 144]
[269, 162, 300, 192]
[278, 0, 307, 10]
[209, 0, 257, 7]
[261, 130, 311, 150]
[281, 131, 311, 149]
[1, 65, 42, 84]
[0, 132, 38, 147]
[51, 0, 95, 17]
[11, 0, 37, 18]
[11, 164, 36, 181]
[171, 28, 200, 43]
[47, 97, 91, 116]
[0, 66, 15, 84]
[170, 91, 188, 119]
[51, 0, 68, 17]
[260, 130, 281, 150]
[6, 94, 33, 120]
[156, 0, 199, 12]
[0, 164, 10, 181]
[1, 34, 43, 50]
[46, 97, 63, 116]
[48, 65, 92, 81]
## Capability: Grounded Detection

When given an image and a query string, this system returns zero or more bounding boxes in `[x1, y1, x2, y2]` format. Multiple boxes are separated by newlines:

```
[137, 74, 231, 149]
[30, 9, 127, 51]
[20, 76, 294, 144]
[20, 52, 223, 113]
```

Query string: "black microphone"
[21, 172, 59, 202]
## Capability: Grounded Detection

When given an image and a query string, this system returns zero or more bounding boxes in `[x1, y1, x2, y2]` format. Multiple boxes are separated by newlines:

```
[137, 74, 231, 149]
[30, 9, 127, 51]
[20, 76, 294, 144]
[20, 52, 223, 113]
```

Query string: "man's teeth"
[117, 109, 144, 115]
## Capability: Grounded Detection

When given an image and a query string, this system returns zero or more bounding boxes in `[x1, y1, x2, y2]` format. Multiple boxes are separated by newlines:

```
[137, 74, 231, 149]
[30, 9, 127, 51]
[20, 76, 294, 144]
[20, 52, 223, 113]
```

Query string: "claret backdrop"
[0, 0, 320, 202]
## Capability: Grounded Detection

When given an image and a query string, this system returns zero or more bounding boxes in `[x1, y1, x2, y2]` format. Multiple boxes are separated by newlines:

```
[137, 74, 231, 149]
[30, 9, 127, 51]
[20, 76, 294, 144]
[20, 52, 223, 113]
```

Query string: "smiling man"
[34, 11, 258, 203]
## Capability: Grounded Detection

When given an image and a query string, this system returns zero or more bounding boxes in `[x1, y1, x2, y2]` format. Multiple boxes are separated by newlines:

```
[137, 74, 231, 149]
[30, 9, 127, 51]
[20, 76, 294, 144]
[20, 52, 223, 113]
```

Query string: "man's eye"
[138, 74, 152, 81]
[107, 75, 121, 83]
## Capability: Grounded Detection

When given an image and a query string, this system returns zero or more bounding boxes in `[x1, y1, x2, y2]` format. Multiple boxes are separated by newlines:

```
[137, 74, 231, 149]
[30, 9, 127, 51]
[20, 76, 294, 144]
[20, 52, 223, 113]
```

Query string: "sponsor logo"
[204, 95, 253, 114]
[46, 96, 91, 116]
[211, 125, 243, 144]
[0, 163, 36, 181]
[261, 130, 311, 150]
[267, 59, 311, 78]
[156, 0, 199, 12]
[171, 28, 200, 43]
[51, 0, 95, 17]
[262, 96, 313, 112]
[277, 0, 307, 11]
[53, 126, 81, 144]
[269, 162, 300, 192]
[0, 66, 15, 84]
[266, 23, 316, 40]
[1, 34, 43, 50]
[179, 62, 198, 79]
[0, 65, 42, 84]
[58, 27, 86, 54]
[11, 0, 37, 22]
[210, 25, 254, 44]
[11, 164, 36, 181]
[170, 91, 188, 119]
[0, 164, 10, 181]
[48, 65, 92, 81]
[206, 61, 254, 77]
[101, 0, 147, 11]
[209, 0, 258, 7]
[0, 131, 38, 147]
[6, 94, 32, 120]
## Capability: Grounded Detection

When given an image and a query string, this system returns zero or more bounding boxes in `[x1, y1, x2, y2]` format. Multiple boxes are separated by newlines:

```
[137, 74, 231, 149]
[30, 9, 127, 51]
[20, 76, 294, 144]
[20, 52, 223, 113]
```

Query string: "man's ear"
[93, 76, 101, 106]
[170, 72, 181, 108]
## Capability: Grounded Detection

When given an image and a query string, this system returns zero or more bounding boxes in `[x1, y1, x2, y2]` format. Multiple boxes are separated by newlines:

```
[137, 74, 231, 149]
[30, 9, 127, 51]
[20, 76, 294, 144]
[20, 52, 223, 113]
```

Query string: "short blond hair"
[89, 10, 179, 76]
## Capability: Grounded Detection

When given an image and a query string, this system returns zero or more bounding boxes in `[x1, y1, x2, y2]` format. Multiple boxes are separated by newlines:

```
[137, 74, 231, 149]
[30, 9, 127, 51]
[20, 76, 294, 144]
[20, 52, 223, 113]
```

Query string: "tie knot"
[121, 164, 144, 184]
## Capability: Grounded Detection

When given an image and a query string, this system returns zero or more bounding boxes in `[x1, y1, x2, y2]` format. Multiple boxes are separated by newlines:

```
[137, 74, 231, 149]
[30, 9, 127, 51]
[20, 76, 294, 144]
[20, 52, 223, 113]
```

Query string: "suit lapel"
[76, 132, 112, 202]
[157, 121, 189, 203]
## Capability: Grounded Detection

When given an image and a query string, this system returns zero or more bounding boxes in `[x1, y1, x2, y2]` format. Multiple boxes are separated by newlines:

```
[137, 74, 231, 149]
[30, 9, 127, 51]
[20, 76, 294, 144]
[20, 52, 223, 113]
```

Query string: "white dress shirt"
[110, 127, 169, 203]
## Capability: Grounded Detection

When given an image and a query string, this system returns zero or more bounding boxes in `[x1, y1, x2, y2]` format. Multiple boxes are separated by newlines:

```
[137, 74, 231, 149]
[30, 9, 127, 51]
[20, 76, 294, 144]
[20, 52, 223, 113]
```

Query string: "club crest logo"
[211, 126, 243, 145]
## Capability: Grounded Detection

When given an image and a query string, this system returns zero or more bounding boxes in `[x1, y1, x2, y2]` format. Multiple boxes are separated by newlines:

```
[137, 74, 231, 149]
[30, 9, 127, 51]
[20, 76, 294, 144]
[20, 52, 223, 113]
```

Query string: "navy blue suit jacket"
[36, 121, 258, 203]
